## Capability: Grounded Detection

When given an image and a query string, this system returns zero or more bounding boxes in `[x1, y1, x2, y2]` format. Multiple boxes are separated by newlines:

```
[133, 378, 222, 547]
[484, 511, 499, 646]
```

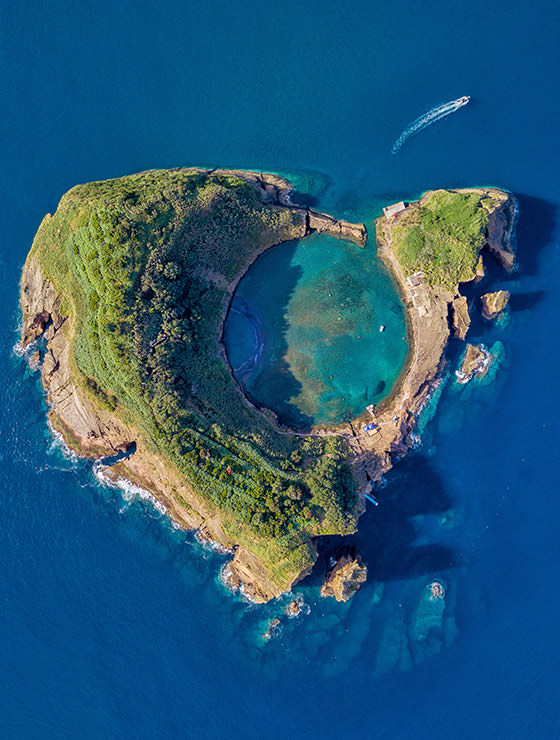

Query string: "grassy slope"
[29, 169, 358, 588]
[391, 189, 505, 289]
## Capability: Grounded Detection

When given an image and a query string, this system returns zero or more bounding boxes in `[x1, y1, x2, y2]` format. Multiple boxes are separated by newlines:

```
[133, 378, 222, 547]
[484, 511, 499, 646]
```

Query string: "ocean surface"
[2, 1, 560, 738]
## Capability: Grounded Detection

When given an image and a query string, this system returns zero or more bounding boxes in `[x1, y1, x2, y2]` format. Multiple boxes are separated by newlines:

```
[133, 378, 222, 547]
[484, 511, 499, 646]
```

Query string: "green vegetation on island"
[27, 169, 358, 590]
[391, 189, 507, 289]
[24, 172, 515, 600]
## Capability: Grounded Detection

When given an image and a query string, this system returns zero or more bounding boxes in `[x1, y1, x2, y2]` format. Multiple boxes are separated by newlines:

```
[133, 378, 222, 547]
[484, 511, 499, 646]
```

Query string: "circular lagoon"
[223, 233, 408, 430]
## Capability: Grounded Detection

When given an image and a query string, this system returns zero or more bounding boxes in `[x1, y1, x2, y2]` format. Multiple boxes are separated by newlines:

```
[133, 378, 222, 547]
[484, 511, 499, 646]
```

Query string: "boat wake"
[391, 96, 470, 154]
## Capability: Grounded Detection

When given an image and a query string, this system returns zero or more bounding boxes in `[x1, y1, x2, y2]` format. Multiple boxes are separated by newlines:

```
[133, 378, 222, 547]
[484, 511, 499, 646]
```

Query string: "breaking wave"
[93, 462, 169, 517]
[47, 419, 79, 464]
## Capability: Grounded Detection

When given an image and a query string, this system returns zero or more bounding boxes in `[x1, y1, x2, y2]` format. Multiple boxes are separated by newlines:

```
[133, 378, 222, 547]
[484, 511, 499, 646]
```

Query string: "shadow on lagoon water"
[223, 240, 315, 430]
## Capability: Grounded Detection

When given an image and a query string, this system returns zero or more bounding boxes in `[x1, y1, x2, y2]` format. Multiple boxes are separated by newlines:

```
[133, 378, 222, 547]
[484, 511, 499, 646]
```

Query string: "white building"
[383, 201, 406, 220]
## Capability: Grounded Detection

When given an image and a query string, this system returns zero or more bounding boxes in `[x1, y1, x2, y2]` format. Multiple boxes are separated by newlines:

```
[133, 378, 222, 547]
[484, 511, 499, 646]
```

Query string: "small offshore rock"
[285, 597, 304, 618]
[408, 581, 447, 663]
[455, 343, 492, 384]
[428, 580, 445, 600]
[481, 290, 510, 320]
[320, 548, 367, 602]
[29, 350, 41, 371]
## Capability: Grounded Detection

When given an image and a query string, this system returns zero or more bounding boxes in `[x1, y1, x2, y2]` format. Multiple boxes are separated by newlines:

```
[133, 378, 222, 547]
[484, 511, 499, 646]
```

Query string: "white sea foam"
[12, 337, 41, 371]
[93, 462, 169, 517]
[218, 562, 258, 605]
[194, 530, 235, 555]
[46, 418, 79, 463]
[409, 432, 422, 449]
[284, 592, 309, 618]
[12, 340, 26, 358]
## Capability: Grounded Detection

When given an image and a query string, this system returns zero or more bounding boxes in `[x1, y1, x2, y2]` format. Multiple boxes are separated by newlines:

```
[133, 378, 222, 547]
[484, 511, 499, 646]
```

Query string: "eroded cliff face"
[21, 257, 132, 458]
[360, 189, 517, 486]
[223, 548, 291, 602]
[21, 257, 278, 585]
[485, 197, 517, 271]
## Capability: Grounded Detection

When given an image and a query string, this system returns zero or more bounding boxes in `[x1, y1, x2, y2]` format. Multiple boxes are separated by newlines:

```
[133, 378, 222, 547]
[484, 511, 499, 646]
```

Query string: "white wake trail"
[391, 96, 470, 154]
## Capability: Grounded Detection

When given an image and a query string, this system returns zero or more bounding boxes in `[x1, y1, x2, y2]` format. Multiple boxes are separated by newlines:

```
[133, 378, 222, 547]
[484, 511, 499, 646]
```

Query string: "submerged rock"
[456, 344, 493, 384]
[408, 580, 447, 663]
[374, 611, 412, 675]
[481, 290, 510, 320]
[29, 350, 41, 371]
[321, 548, 367, 602]
[262, 618, 281, 641]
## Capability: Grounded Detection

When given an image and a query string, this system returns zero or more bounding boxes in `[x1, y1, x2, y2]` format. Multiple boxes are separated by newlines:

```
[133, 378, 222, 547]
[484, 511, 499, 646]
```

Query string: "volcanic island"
[19, 168, 517, 602]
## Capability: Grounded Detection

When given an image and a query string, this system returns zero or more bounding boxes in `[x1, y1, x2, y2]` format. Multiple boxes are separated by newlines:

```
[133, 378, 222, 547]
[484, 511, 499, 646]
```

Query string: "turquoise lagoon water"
[2, 1, 560, 738]
[223, 234, 407, 428]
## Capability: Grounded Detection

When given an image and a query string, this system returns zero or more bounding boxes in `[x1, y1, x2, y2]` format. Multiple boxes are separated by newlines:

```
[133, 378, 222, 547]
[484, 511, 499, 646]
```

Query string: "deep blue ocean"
[2, 1, 560, 738]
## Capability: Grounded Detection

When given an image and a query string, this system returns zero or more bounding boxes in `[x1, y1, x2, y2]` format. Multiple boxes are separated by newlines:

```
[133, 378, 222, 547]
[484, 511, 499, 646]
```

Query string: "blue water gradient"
[2, 1, 560, 738]
[223, 234, 407, 428]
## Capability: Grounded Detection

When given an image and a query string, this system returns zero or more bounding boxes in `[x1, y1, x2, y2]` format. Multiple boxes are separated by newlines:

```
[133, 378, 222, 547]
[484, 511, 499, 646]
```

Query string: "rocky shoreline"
[19, 174, 517, 603]
[339, 188, 517, 493]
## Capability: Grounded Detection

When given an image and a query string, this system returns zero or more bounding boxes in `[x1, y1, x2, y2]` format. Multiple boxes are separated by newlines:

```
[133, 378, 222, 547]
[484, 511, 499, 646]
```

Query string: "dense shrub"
[391, 190, 499, 289]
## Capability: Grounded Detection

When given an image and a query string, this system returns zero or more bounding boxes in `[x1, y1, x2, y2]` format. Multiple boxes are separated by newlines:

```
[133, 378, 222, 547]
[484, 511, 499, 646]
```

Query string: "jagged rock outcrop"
[20, 258, 133, 458]
[320, 548, 367, 602]
[222, 548, 286, 603]
[205, 168, 367, 246]
[481, 290, 510, 320]
[285, 596, 304, 617]
[307, 210, 367, 245]
[450, 295, 470, 340]
[456, 344, 492, 384]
